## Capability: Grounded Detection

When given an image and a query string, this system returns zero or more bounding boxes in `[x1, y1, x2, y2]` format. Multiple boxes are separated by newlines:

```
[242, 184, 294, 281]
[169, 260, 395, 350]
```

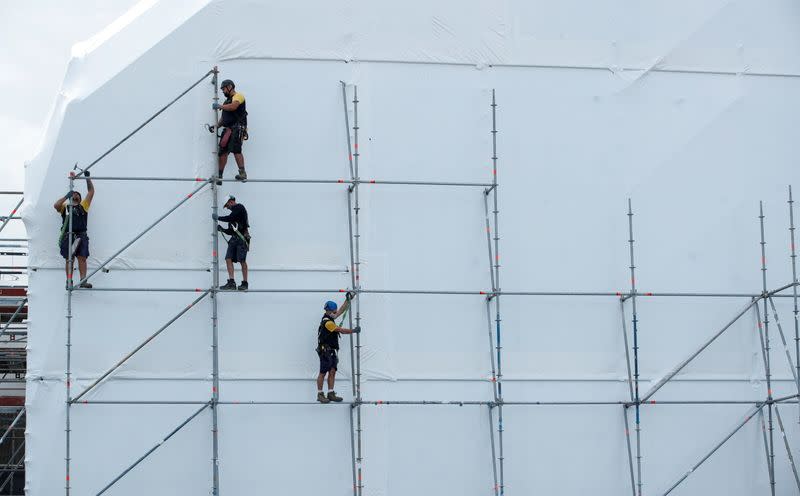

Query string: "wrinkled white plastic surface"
[24, 0, 800, 494]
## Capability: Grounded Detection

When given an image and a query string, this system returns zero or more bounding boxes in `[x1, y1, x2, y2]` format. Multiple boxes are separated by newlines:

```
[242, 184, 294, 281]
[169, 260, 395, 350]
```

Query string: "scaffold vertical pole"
[759, 201, 776, 496]
[341, 80, 358, 496]
[755, 302, 777, 484]
[489, 89, 505, 495]
[627, 199, 642, 496]
[759, 409, 773, 483]
[623, 406, 636, 496]
[210, 65, 221, 496]
[341, 81, 357, 396]
[488, 404, 499, 496]
[352, 85, 364, 496]
[65, 173, 75, 496]
[788, 186, 799, 424]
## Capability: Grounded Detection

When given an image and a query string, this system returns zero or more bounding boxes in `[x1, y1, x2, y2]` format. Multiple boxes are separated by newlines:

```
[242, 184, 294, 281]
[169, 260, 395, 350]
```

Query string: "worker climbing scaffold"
[316, 292, 360, 403]
[212, 78, 248, 183]
[213, 195, 250, 291]
[53, 170, 94, 289]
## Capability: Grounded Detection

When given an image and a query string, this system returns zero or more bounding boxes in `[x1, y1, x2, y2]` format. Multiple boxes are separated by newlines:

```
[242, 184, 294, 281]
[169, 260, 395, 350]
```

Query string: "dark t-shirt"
[218, 203, 249, 236]
[220, 92, 246, 128]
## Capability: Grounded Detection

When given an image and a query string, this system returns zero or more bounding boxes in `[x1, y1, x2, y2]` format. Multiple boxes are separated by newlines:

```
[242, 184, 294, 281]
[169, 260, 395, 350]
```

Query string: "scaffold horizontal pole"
[68, 398, 798, 406]
[85, 176, 495, 187]
[66, 286, 800, 297]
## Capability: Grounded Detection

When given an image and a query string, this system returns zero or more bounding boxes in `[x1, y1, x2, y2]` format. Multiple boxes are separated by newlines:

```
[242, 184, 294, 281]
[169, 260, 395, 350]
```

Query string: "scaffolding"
[0, 191, 26, 496]
[48, 67, 800, 495]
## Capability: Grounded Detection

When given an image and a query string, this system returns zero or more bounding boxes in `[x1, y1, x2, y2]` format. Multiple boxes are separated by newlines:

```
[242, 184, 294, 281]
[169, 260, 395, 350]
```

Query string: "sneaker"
[235, 170, 247, 182]
[327, 391, 343, 402]
[79, 281, 93, 289]
[219, 279, 236, 290]
[317, 392, 330, 404]
[237, 281, 248, 291]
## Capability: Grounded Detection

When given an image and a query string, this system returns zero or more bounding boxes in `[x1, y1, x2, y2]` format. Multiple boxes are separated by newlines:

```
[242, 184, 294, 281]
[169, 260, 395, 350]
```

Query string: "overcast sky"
[0, 0, 138, 241]
[0, 1, 139, 191]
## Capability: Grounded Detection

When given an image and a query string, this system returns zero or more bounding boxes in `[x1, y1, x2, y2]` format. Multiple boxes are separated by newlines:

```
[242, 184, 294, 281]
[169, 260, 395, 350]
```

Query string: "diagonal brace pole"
[767, 297, 799, 388]
[78, 181, 209, 285]
[96, 402, 210, 495]
[662, 403, 765, 495]
[641, 297, 761, 402]
[78, 70, 214, 177]
[774, 404, 800, 491]
[0, 298, 27, 340]
[0, 408, 24, 446]
[71, 290, 211, 402]
[0, 197, 23, 235]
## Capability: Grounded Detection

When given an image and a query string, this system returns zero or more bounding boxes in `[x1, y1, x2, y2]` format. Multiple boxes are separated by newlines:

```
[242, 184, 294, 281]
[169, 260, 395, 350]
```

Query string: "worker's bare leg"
[77, 256, 88, 281]
[233, 153, 245, 170]
[327, 369, 336, 390]
[317, 373, 325, 391]
[240, 260, 248, 282]
[218, 153, 228, 176]
[226, 258, 234, 280]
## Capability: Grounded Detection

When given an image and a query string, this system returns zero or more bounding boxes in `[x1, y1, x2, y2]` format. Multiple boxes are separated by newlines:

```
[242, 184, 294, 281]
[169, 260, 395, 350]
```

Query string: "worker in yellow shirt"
[316, 292, 360, 403]
[212, 79, 248, 183]
[53, 172, 95, 288]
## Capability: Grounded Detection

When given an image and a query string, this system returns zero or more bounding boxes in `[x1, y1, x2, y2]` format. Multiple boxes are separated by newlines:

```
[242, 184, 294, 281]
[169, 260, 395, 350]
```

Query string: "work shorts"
[218, 126, 244, 156]
[318, 347, 339, 374]
[225, 235, 249, 263]
[60, 232, 90, 259]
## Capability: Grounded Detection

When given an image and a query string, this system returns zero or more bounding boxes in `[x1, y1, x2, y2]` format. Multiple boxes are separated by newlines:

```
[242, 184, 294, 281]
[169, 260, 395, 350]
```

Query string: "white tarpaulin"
[23, 1, 800, 494]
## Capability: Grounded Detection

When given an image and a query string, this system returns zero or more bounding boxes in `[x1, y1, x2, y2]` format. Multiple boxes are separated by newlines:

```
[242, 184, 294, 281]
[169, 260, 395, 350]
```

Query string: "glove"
[212, 213, 218, 221]
[353, 326, 361, 334]
[83, 170, 90, 177]
[64, 192, 72, 200]
[212, 103, 223, 110]
[217, 225, 223, 232]
[346, 291, 355, 301]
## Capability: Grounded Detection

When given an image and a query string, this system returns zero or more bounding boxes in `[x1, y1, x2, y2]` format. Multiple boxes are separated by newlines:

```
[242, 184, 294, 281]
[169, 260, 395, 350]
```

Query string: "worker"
[213, 195, 250, 290]
[53, 171, 94, 288]
[316, 292, 360, 403]
[212, 79, 248, 183]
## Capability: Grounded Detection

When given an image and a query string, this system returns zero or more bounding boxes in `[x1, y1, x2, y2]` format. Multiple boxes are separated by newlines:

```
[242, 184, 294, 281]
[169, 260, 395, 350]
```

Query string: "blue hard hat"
[324, 300, 337, 311]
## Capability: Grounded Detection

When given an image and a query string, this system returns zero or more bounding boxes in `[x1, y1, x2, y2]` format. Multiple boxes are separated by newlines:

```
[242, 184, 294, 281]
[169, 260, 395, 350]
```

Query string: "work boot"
[237, 280, 248, 291]
[79, 281, 93, 289]
[215, 170, 223, 186]
[219, 279, 236, 290]
[235, 169, 247, 182]
[327, 391, 343, 402]
[317, 392, 330, 404]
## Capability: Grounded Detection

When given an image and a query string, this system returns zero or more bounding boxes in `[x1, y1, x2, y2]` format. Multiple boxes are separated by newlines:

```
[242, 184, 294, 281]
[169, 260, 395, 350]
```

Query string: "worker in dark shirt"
[213, 195, 250, 290]
[212, 79, 248, 183]
[53, 171, 95, 289]
[316, 292, 360, 403]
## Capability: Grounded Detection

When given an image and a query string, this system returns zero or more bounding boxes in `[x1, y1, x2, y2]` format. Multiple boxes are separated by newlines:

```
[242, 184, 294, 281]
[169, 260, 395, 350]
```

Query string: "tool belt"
[316, 344, 337, 355]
